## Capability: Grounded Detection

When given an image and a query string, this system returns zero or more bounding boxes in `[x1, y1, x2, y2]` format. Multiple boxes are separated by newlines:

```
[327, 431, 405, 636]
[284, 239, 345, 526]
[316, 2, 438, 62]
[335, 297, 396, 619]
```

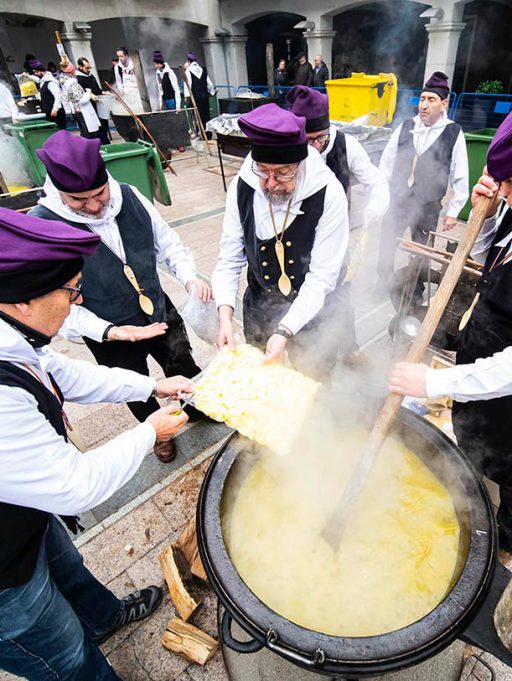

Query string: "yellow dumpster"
[326, 72, 398, 126]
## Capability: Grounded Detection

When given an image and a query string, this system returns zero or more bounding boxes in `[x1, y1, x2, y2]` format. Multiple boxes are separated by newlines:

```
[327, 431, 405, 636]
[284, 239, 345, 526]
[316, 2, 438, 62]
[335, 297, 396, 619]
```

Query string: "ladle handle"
[221, 610, 264, 654]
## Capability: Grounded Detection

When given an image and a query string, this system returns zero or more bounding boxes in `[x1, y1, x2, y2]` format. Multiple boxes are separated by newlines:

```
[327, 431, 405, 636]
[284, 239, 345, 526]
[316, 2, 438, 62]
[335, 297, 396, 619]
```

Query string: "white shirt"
[426, 204, 512, 402]
[0, 82, 18, 119]
[156, 63, 181, 105]
[37, 177, 197, 342]
[183, 62, 215, 98]
[0, 318, 156, 515]
[321, 126, 390, 219]
[211, 147, 349, 335]
[39, 72, 63, 112]
[379, 113, 469, 218]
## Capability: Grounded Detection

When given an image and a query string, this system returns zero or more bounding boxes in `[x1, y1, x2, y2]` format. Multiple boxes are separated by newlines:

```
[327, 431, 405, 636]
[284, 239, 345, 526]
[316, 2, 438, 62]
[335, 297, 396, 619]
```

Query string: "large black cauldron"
[197, 405, 506, 678]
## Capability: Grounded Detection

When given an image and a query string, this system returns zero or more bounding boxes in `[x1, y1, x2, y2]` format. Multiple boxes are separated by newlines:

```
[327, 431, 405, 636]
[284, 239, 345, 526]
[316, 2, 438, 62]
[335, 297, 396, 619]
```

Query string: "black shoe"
[95, 586, 163, 645]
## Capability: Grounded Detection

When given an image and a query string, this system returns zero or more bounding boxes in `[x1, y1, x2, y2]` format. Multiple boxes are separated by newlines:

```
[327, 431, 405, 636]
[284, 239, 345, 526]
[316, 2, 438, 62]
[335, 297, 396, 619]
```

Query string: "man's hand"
[388, 362, 428, 397]
[263, 334, 288, 365]
[442, 216, 457, 231]
[185, 278, 212, 303]
[154, 375, 194, 399]
[471, 168, 501, 218]
[107, 322, 168, 342]
[50, 110, 58, 118]
[146, 405, 189, 442]
[217, 305, 236, 350]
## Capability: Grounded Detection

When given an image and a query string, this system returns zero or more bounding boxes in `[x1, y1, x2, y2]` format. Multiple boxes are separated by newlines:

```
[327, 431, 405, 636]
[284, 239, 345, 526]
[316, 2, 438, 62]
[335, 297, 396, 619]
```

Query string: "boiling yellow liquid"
[223, 432, 461, 637]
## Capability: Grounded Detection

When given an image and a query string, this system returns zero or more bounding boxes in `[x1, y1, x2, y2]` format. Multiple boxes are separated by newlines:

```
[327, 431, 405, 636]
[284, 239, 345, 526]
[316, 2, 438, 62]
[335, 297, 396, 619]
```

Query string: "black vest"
[77, 71, 101, 96]
[237, 178, 327, 299]
[158, 71, 175, 100]
[39, 80, 55, 115]
[190, 68, 208, 100]
[477, 207, 512, 317]
[393, 118, 461, 207]
[0, 362, 67, 588]
[31, 185, 166, 326]
[326, 131, 350, 194]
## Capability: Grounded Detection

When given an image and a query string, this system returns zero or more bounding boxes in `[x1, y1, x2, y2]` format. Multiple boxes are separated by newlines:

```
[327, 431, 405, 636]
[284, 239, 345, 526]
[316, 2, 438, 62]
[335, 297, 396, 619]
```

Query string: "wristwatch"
[273, 326, 293, 340]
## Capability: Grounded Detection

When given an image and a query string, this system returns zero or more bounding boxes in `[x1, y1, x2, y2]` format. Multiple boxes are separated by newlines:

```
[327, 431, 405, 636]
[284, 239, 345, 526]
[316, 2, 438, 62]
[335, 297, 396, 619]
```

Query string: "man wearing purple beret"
[31, 130, 210, 462]
[0, 207, 192, 679]
[212, 103, 349, 381]
[287, 85, 390, 367]
[153, 50, 181, 111]
[183, 51, 215, 138]
[28, 58, 66, 129]
[389, 112, 512, 553]
[377, 71, 469, 297]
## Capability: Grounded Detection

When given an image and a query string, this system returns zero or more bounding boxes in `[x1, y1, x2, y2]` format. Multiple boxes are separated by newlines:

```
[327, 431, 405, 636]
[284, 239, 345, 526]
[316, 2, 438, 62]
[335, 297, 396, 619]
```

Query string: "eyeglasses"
[60, 280, 83, 303]
[252, 162, 299, 183]
[307, 133, 330, 148]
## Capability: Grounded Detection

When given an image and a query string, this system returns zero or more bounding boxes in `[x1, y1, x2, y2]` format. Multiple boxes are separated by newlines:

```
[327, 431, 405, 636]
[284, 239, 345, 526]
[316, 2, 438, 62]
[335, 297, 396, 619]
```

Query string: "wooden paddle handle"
[372, 195, 494, 448]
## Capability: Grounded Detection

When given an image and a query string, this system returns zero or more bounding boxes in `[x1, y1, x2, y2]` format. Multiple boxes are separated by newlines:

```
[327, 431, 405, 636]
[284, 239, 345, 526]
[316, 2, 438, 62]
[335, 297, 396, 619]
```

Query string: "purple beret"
[287, 86, 330, 133]
[36, 130, 108, 193]
[0, 207, 100, 302]
[187, 52, 197, 63]
[239, 104, 308, 164]
[153, 51, 164, 63]
[29, 59, 45, 71]
[423, 71, 450, 100]
[487, 112, 512, 182]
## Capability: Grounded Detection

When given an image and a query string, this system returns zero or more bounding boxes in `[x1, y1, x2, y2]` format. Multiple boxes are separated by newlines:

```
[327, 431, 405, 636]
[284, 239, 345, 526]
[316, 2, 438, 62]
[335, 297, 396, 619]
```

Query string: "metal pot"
[197, 404, 503, 678]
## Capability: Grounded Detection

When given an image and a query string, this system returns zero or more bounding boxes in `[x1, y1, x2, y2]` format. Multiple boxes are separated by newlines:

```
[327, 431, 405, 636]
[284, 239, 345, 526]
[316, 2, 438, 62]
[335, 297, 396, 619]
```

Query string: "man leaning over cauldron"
[30, 130, 211, 463]
[287, 85, 390, 368]
[212, 103, 349, 382]
[0, 207, 191, 679]
[389, 112, 512, 553]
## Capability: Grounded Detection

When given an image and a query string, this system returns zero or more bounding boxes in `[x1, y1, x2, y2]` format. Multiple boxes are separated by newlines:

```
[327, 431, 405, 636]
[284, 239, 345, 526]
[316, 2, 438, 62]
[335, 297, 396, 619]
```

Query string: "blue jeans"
[163, 98, 176, 110]
[0, 517, 124, 680]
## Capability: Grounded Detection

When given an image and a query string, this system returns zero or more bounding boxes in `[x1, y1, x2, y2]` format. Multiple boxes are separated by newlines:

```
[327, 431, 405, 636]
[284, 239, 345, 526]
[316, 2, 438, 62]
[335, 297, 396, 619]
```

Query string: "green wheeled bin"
[100, 140, 171, 206]
[459, 128, 497, 221]
[4, 120, 59, 187]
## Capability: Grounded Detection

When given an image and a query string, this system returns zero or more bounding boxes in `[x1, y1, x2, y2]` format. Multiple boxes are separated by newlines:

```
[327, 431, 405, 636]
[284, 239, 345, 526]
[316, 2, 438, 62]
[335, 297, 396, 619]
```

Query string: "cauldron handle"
[221, 609, 264, 654]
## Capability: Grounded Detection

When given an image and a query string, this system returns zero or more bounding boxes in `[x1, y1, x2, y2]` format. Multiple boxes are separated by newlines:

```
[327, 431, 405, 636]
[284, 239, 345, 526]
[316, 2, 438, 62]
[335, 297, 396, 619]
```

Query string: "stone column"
[424, 21, 466, 84]
[201, 34, 248, 95]
[304, 30, 337, 79]
[60, 22, 100, 82]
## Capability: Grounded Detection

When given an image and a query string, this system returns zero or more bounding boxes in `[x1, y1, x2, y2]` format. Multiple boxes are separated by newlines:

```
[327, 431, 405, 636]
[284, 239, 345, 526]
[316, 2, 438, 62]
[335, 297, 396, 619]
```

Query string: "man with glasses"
[212, 103, 349, 382]
[30, 130, 210, 462]
[0, 207, 191, 679]
[287, 85, 390, 367]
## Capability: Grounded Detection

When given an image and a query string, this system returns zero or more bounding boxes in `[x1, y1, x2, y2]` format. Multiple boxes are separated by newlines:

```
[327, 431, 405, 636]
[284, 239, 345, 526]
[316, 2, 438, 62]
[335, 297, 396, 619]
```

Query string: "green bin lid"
[465, 128, 497, 142]
[100, 142, 149, 159]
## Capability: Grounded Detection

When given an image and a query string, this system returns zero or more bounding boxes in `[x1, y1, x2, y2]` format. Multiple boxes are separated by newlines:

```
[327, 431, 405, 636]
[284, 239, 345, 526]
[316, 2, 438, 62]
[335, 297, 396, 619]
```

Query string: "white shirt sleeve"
[0, 83, 18, 118]
[207, 75, 216, 96]
[0, 384, 156, 515]
[446, 130, 469, 218]
[470, 212, 500, 264]
[59, 305, 112, 343]
[211, 178, 247, 310]
[345, 135, 390, 219]
[425, 346, 512, 403]
[183, 68, 191, 98]
[48, 80, 62, 111]
[129, 187, 197, 286]
[279, 179, 349, 335]
[379, 124, 402, 184]
[40, 347, 155, 404]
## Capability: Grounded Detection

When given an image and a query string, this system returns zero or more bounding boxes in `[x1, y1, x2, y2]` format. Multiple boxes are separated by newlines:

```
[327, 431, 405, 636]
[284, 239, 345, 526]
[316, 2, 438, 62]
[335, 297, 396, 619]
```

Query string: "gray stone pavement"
[2, 147, 512, 680]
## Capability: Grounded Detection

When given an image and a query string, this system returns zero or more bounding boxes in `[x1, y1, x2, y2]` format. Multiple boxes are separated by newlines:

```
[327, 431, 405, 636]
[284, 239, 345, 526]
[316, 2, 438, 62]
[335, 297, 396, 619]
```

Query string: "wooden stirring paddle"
[322, 196, 494, 551]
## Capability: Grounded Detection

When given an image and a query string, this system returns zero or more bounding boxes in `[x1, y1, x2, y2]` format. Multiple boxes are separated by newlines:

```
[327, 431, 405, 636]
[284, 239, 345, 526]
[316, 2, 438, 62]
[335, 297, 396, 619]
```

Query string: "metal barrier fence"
[451, 92, 512, 132]
[393, 89, 458, 127]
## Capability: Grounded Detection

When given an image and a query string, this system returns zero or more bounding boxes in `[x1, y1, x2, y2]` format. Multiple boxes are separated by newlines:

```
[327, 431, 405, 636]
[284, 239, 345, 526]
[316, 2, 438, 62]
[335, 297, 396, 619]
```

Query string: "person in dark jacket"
[275, 59, 288, 87]
[313, 55, 329, 88]
[292, 53, 313, 87]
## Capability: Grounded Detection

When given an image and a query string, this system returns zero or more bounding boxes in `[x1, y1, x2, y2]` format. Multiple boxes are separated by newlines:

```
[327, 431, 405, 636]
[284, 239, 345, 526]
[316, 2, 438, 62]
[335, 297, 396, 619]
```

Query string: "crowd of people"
[2, 58, 512, 679]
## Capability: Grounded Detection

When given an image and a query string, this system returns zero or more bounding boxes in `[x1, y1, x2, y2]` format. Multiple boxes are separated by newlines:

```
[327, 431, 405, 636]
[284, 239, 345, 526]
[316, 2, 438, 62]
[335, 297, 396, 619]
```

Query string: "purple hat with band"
[422, 71, 450, 100]
[0, 207, 100, 302]
[153, 50, 164, 63]
[487, 112, 512, 182]
[287, 86, 330, 133]
[36, 130, 108, 193]
[28, 59, 45, 71]
[187, 52, 197, 63]
[239, 103, 308, 164]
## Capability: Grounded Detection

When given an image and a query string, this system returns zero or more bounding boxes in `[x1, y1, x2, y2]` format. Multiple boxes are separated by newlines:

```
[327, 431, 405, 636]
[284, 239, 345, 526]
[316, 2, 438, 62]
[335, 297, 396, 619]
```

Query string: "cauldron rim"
[197, 407, 496, 677]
